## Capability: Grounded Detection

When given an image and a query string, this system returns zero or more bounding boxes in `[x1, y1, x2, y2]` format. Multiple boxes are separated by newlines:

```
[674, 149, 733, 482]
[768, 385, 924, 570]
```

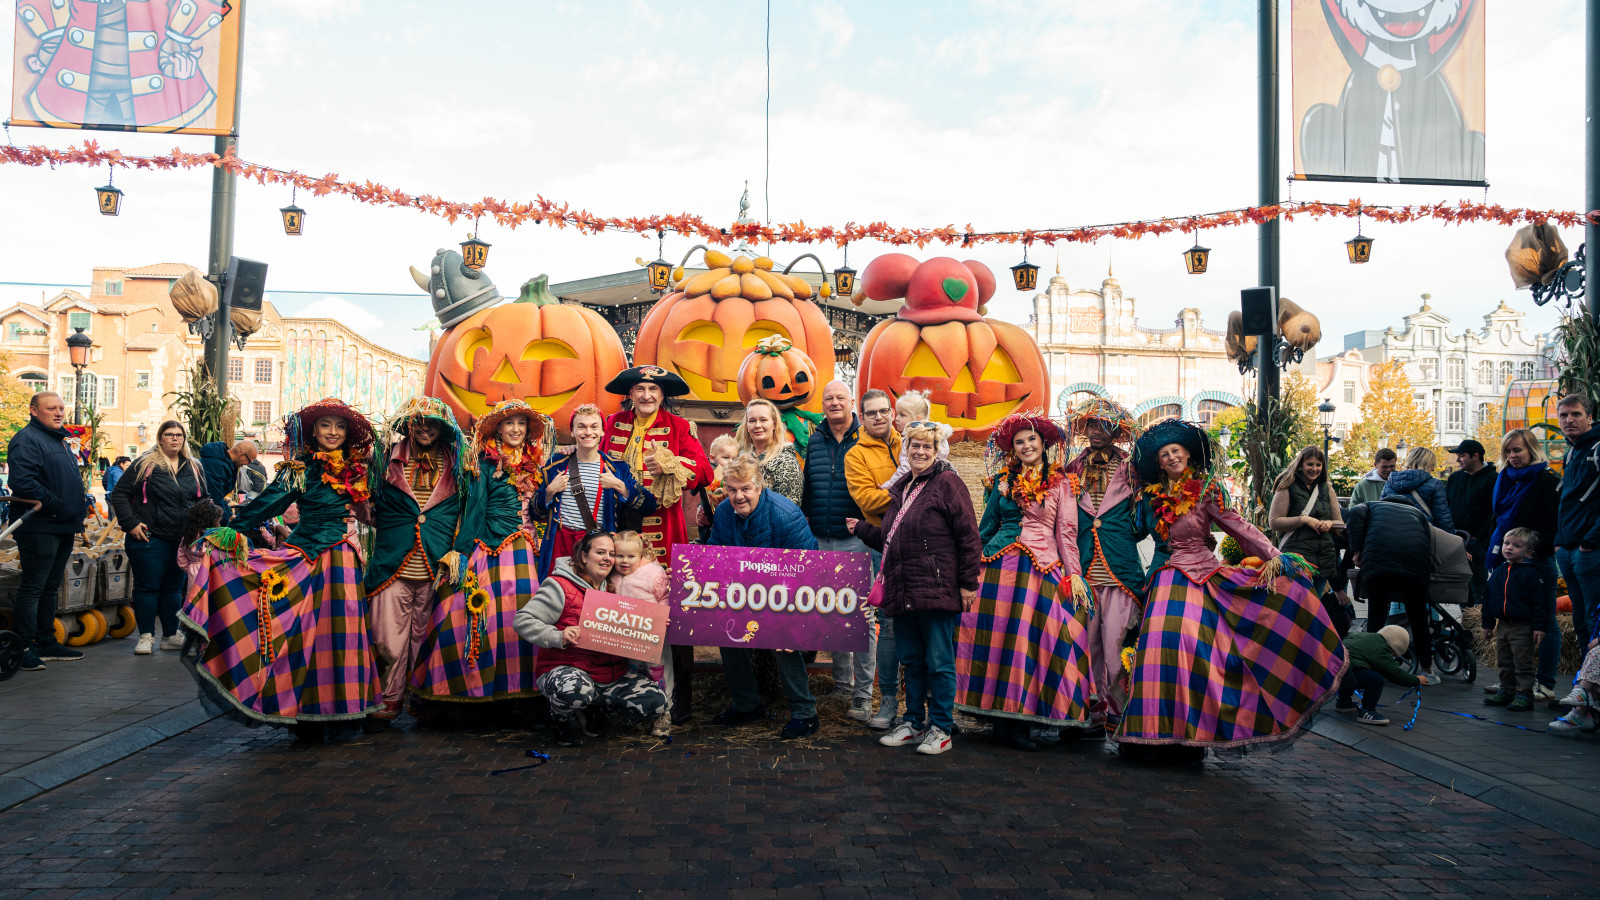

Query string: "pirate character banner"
[11, 0, 243, 135]
[1292, 0, 1485, 186]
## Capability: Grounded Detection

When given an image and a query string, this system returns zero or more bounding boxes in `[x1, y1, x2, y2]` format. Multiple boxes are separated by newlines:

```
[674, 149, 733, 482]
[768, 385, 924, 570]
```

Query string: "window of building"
[1195, 399, 1234, 427]
[1476, 402, 1492, 428]
[1137, 404, 1182, 428]
[254, 359, 273, 384]
[1418, 359, 1436, 381]
[227, 357, 244, 383]
[1414, 393, 1428, 410]
[59, 373, 96, 408]
[252, 401, 272, 425]
[1519, 360, 1535, 380]
[102, 281, 123, 296]
[98, 375, 117, 409]
[135, 371, 150, 391]
[1446, 400, 1464, 432]
[1498, 360, 1513, 388]
[18, 373, 46, 393]
[1477, 360, 1493, 386]
[1343, 381, 1354, 403]
[1445, 357, 1463, 387]
[1423, 328, 1438, 346]
[67, 311, 90, 333]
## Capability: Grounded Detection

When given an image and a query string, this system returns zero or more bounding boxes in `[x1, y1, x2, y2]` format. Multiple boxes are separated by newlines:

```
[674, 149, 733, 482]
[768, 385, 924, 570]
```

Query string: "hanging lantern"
[1010, 245, 1039, 291]
[833, 245, 856, 298]
[461, 232, 490, 270]
[1183, 237, 1211, 275]
[646, 230, 673, 292]
[279, 204, 305, 236]
[95, 167, 122, 217]
[1346, 213, 1373, 264]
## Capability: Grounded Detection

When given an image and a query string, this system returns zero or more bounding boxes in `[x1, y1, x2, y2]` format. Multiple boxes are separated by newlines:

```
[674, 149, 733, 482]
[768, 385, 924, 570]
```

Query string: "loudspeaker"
[224, 257, 268, 311]
[1239, 286, 1276, 335]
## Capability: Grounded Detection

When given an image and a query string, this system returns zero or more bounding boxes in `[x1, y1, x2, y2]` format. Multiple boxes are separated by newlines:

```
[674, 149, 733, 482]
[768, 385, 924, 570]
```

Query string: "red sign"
[574, 590, 669, 665]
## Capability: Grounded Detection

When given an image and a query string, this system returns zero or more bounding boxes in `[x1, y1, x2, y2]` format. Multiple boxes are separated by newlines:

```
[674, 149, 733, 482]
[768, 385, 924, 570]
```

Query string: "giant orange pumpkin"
[634, 249, 833, 411]
[854, 254, 1048, 442]
[424, 275, 626, 437]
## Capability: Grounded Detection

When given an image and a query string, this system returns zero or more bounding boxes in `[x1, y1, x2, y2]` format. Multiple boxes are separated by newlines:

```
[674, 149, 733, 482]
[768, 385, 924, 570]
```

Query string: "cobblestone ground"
[0, 715, 1593, 898]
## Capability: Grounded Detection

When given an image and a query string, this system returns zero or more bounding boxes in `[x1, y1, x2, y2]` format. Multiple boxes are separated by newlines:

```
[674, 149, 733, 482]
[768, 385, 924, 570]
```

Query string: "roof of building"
[121, 263, 195, 279]
[124, 332, 179, 351]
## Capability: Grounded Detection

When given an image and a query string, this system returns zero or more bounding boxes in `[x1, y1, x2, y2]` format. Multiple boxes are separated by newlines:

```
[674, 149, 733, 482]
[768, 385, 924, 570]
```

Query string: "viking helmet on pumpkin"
[411, 248, 502, 329]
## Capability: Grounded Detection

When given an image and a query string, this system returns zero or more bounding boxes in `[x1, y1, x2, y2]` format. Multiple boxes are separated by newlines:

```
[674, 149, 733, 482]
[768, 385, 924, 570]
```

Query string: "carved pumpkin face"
[634, 251, 833, 411]
[737, 337, 818, 410]
[855, 318, 1049, 442]
[424, 301, 625, 437]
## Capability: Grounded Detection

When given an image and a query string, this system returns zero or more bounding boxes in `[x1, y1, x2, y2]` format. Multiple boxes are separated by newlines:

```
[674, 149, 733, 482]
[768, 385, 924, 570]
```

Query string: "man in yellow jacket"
[844, 388, 903, 728]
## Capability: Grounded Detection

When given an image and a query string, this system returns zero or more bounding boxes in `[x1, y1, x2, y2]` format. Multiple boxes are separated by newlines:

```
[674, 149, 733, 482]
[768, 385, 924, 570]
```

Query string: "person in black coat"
[800, 381, 871, 710]
[1445, 439, 1497, 606]
[197, 439, 258, 522]
[109, 420, 208, 655]
[5, 392, 89, 669]
[1346, 496, 1437, 674]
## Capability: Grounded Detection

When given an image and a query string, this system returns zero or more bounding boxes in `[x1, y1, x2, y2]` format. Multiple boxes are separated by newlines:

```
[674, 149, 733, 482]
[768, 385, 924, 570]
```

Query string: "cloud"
[810, 3, 854, 56]
[289, 296, 384, 335]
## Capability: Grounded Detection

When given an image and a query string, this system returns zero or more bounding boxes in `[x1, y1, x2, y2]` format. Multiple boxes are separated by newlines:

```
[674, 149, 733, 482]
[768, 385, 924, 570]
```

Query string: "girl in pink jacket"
[609, 530, 672, 737]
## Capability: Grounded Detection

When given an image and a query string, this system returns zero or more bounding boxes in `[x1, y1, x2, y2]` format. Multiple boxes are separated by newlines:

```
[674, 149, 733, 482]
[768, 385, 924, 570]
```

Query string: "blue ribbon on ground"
[490, 748, 551, 776]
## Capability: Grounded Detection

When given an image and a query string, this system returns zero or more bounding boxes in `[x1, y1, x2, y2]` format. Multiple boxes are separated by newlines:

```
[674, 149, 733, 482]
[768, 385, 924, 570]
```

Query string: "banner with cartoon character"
[11, 0, 243, 135]
[1292, 0, 1485, 186]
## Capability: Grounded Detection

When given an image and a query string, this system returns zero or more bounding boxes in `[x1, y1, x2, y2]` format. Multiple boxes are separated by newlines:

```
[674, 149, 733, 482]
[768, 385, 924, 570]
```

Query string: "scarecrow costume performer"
[411, 400, 553, 703]
[1120, 419, 1346, 754]
[956, 413, 1097, 746]
[365, 397, 471, 722]
[179, 398, 379, 731]
[1062, 397, 1148, 725]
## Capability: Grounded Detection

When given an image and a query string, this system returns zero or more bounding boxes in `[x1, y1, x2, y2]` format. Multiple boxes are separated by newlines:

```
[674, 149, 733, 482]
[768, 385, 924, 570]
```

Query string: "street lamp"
[66, 327, 92, 426]
[1318, 399, 1337, 459]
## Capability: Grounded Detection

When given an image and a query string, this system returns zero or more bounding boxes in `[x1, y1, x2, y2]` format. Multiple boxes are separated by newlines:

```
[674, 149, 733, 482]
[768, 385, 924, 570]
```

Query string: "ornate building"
[0, 264, 425, 461]
[1024, 270, 1247, 427]
[1338, 297, 1554, 449]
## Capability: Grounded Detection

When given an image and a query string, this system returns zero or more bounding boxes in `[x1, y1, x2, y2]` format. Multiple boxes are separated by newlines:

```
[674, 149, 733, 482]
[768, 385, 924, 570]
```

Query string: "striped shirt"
[558, 461, 603, 531]
[396, 455, 439, 581]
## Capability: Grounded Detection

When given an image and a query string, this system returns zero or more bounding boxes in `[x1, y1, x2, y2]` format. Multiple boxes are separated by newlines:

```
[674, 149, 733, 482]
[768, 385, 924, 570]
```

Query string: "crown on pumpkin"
[859, 254, 997, 325]
[751, 335, 794, 357]
[670, 247, 816, 303]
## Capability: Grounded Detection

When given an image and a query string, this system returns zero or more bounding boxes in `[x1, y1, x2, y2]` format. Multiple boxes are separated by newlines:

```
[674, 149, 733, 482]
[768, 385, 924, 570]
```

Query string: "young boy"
[695, 435, 739, 543]
[1335, 625, 1432, 726]
[1482, 527, 1551, 713]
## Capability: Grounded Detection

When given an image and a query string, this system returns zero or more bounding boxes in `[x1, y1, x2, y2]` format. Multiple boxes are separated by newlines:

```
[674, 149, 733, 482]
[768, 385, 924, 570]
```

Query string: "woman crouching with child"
[609, 529, 672, 737]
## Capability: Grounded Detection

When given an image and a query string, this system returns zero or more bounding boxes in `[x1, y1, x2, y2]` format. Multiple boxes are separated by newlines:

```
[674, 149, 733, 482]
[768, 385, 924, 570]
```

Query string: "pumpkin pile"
[634, 249, 835, 409]
[853, 254, 1049, 442]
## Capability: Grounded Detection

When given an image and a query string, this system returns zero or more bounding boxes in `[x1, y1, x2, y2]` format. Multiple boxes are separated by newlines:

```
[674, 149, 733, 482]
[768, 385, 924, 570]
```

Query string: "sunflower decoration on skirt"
[254, 567, 295, 664]
[460, 571, 493, 668]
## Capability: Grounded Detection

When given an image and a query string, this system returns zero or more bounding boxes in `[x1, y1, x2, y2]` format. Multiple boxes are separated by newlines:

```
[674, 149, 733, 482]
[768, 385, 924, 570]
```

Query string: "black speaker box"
[1239, 286, 1276, 335]
[224, 257, 268, 311]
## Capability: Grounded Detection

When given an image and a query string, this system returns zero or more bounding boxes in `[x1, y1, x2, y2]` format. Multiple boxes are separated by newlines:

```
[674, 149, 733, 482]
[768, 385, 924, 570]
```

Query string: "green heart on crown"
[942, 278, 968, 303]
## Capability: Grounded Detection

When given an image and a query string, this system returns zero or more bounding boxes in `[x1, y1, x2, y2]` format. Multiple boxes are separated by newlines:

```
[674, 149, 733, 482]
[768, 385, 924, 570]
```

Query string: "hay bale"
[1464, 606, 1582, 675]
[947, 439, 988, 520]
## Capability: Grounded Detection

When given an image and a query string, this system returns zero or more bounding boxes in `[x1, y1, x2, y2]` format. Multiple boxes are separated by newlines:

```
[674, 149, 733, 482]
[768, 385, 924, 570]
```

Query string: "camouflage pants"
[536, 666, 666, 723]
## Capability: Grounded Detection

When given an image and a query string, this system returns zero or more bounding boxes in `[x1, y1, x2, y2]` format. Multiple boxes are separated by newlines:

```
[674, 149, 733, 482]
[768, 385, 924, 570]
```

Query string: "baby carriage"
[1384, 599, 1479, 684]
[0, 499, 43, 681]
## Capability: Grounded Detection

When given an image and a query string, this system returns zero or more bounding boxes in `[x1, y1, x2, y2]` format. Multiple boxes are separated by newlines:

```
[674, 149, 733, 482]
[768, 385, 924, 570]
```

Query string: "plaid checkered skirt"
[410, 531, 542, 702]
[1118, 565, 1346, 749]
[179, 539, 379, 725]
[955, 548, 1096, 727]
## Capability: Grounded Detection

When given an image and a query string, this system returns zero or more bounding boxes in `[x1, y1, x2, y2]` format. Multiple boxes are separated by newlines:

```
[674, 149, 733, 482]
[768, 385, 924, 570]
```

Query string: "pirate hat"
[604, 364, 691, 398]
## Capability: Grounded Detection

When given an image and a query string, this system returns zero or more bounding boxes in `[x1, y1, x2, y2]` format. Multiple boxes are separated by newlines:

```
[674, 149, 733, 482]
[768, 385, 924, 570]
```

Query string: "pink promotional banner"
[667, 545, 872, 652]
[575, 590, 669, 665]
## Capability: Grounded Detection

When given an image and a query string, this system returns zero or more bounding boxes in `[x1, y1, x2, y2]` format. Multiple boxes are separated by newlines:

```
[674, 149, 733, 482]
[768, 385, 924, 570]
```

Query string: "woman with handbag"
[849, 422, 980, 756]
[1269, 446, 1343, 597]
[953, 413, 1095, 751]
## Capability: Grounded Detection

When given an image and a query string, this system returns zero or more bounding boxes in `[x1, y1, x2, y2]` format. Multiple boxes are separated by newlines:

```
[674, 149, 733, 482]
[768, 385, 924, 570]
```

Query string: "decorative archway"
[1190, 390, 1244, 427]
[1055, 382, 1110, 414]
[1134, 394, 1185, 428]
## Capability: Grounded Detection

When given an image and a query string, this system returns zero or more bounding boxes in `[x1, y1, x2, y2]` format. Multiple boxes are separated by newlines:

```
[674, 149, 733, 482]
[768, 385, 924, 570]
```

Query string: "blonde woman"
[1381, 446, 1456, 532]
[1489, 428, 1564, 698]
[1268, 446, 1343, 596]
[108, 419, 208, 654]
[736, 397, 803, 504]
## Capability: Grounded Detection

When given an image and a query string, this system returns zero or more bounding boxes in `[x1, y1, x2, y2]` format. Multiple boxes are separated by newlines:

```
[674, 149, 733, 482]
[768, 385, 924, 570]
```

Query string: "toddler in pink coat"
[609, 529, 672, 736]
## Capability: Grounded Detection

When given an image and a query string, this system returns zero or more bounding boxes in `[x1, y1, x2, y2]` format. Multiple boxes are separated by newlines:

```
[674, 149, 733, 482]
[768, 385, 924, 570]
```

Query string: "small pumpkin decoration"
[634, 246, 835, 405]
[423, 274, 626, 438]
[738, 335, 824, 452]
[1238, 556, 1264, 569]
[854, 253, 1048, 442]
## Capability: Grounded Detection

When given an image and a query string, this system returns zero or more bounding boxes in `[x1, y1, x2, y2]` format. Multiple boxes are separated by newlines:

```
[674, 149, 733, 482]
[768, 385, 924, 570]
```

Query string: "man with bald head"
[199, 437, 259, 522]
[7, 391, 90, 670]
[800, 380, 877, 717]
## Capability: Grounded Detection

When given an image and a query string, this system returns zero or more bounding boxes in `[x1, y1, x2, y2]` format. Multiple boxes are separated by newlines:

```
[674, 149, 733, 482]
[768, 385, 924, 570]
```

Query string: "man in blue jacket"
[6, 392, 89, 671]
[1555, 394, 1600, 645]
[708, 453, 820, 739]
[198, 439, 258, 522]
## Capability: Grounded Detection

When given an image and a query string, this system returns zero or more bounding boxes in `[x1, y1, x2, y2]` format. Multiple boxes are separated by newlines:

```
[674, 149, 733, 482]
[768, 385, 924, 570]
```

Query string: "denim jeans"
[126, 536, 184, 637]
[12, 531, 76, 649]
[894, 609, 959, 734]
[720, 648, 817, 719]
[816, 534, 878, 699]
[1556, 546, 1600, 647]
[1530, 556, 1562, 688]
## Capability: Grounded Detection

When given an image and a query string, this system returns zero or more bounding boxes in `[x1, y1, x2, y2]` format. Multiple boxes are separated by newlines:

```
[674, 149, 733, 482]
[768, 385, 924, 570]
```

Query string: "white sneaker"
[1559, 686, 1590, 708]
[650, 713, 671, 738]
[1549, 708, 1597, 735]
[878, 722, 925, 747]
[867, 700, 899, 730]
[847, 697, 872, 721]
[915, 726, 952, 755]
[160, 634, 184, 651]
[133, 633, 155, 655]
[1532, 684, 1555, 701]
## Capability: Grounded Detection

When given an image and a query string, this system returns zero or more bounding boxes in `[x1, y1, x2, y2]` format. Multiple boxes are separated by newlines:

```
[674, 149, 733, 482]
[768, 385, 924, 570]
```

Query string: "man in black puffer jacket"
[5, 392, 89, 670]
[800, 381, 871, 713]
[1346, 496, 1436, 672]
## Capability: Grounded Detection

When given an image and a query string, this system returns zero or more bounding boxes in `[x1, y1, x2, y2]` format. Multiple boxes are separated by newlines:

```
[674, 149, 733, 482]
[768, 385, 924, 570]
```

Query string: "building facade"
[1337, 297, 1553, 449]
[1024, 271, 1248, 427]
[0, 264, 426, 461]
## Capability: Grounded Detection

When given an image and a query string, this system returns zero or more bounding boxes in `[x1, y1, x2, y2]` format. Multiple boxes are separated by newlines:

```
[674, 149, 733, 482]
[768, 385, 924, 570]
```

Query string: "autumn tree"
[0, 351, 40, 461]
[1280, 370, 1325, 458]
[1474, 401, 1503, 463]
[1339, 359, 1439, 472]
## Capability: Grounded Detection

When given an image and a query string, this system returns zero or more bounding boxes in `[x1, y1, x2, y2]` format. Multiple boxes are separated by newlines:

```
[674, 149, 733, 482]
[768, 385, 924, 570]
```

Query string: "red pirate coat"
[602, 409, 713, 564]
[17, 0, 230, 131]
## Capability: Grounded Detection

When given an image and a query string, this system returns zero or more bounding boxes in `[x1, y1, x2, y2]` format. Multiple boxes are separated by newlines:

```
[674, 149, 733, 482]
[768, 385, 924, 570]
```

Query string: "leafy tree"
[1474, 401, 1503, 464]
[0, 351, 41, 461]
[1338, 359, 1439, 472]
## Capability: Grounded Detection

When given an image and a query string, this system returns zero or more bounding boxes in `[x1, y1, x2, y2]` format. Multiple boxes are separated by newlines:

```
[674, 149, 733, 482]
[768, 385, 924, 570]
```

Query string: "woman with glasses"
[109, 419, 208, 655]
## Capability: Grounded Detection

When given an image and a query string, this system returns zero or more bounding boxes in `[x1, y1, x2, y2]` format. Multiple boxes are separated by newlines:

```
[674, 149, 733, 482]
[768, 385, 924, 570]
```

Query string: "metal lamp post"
[1218, 423, 1234, 469]
[66, 327, 92, 426]
[1318, 400, 1336, 460]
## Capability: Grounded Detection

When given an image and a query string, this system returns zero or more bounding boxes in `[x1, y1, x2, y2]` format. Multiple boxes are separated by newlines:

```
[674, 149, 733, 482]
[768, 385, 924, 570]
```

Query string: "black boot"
[1005, 720, 1039, 752]
[552, 715, 583, 747]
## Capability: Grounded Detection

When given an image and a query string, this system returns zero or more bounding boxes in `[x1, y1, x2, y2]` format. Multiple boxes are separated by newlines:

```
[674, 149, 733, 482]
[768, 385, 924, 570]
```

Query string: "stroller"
[0, 498, 43, 681]
[1384, 600, 1479, 683]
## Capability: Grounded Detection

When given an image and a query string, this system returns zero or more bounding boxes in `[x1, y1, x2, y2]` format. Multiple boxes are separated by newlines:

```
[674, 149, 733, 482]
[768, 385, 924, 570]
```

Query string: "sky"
[0, 1, 1588, 363]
